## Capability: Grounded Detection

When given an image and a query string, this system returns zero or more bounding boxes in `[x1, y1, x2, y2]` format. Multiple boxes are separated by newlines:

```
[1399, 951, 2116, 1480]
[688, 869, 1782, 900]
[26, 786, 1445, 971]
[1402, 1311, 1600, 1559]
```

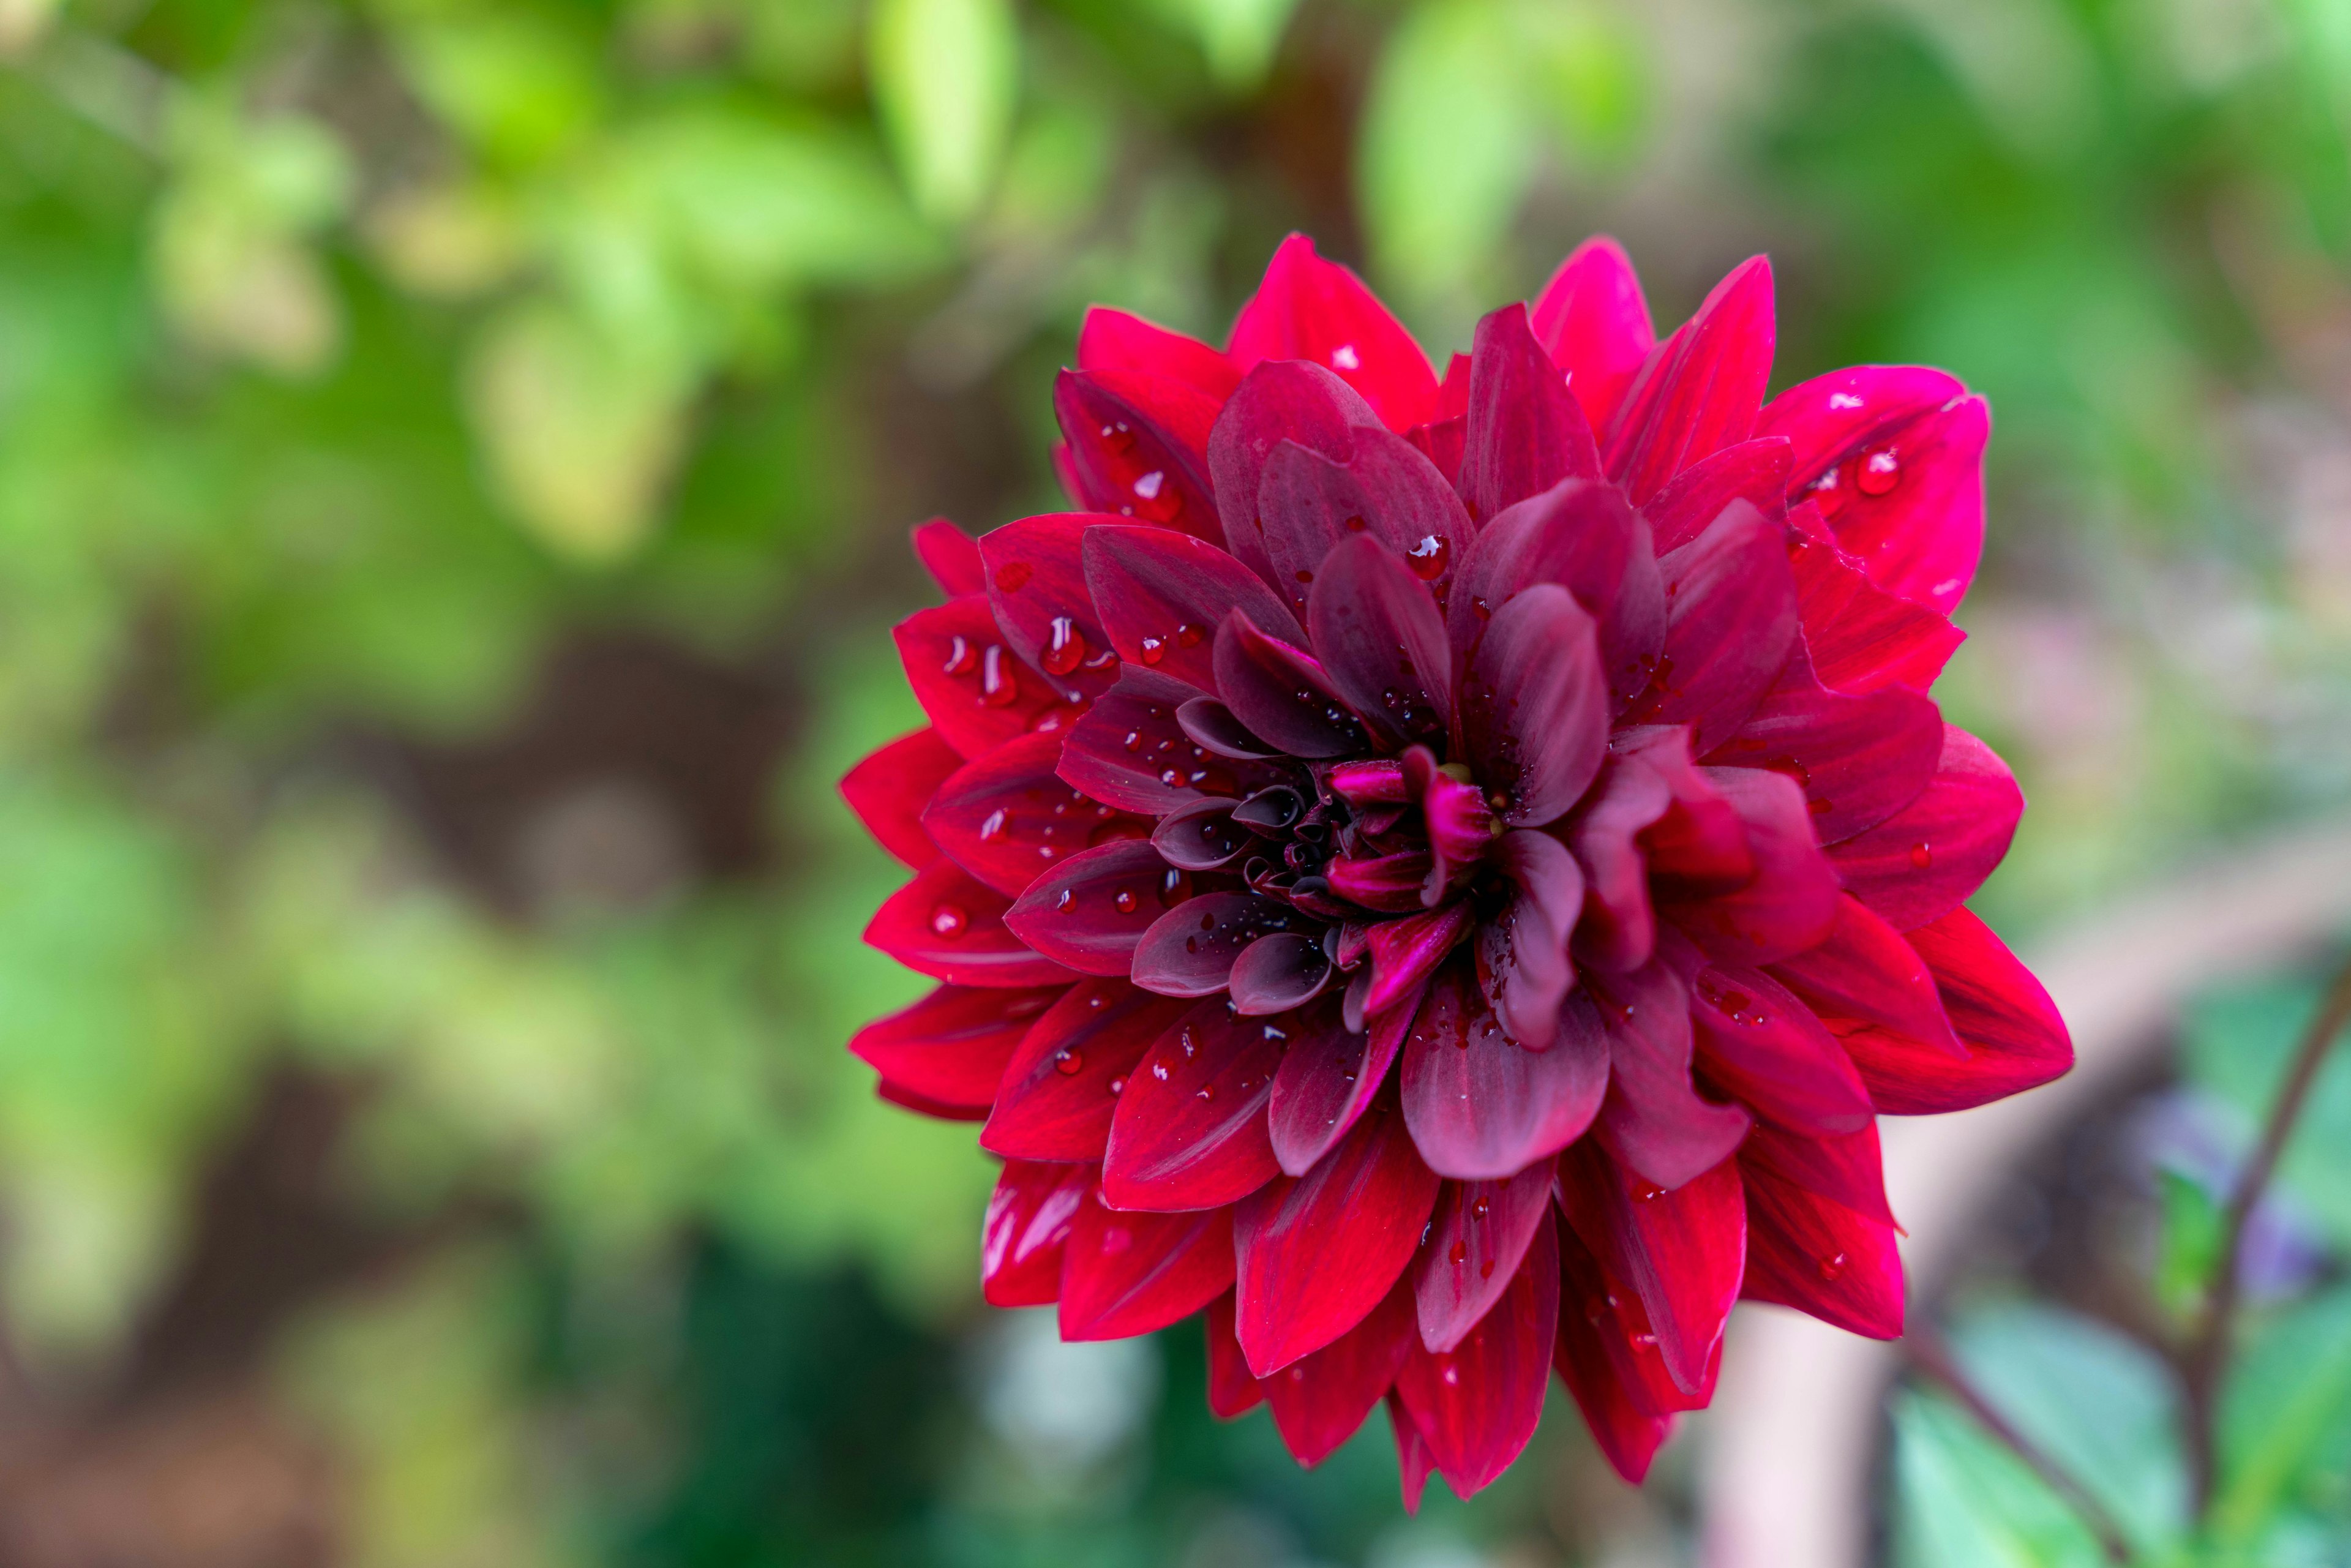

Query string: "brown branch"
[1906, 1327, 2136, 1564]
[2181, 947, 2351, 1516]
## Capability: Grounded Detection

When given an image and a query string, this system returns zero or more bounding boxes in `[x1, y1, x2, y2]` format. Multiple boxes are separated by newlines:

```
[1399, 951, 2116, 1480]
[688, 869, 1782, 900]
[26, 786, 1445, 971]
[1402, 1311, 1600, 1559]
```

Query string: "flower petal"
[1207, 359, 1378, 585]
[1234, 1082, 1441, 1374]
[1787, 511, 1966, 692]
[1059, 1192, 1235, 1340]
[850, 982, 1064, 1112]
[1768, 893, 1963, 1057]
[1367, 901, 1477, 1018]
[1261, 1277, 1419, 1466]
[1132, 890, 1303, 997]
[1630, 500, 1799, 752]
[1253, 431, 1471, 623]
[1701, 647, 1943, 845]
[1394, 1211, 1559, 1496]
[1738, 1155, 1904, 1339]
[1103, 997, 1285, 1210]
[1079, 306, 1240, 400]
[866, 858, 1079, 988]
[1586, 961, 1752, 1191]
[1460, 583, 1609, 827]
[1005, 838, 1187, 975]
[1659, 768, 1840, 969]
[1226, 233, 1439, 432]
[1054, 370, 1224, 544]
[1604, 256, 1774, 506]
[1325, 849, 1438, 913]
[1827, 726, 2022, 931]
[1843, 906, 2070, 1114]
[983, 1159, 1095, 1306]
[1642, 436, 1791, 553]
[1556, 1140, 1745, 1396]
[912, 517, 985, 596]
[1306, 536, 1453, 745]
[1529, 235, 1655, 432]
[1268, 1000, 1413, 1176]
[1401, 961, 1608, 1180]
[1477, 829, 1584, 1049]
[925, 731, 1150, 896]
[1387, 1390, 1441, 1512]
[1740, 1119, 1897, 1229]
[1059, 666, 1291, 815]
[841, 727, 963, 868]
[1550, 1220, 1678, 1484]
[1213, 610, 1367, 758]
[982, 978, 1193, 1160]
[1205, 1289, 1265, 1417]
[980, 513, 1126, 702]
[1446, 478, 1646, 692]
[1229, 932, 1335, 1015]
[1565, 751, 1671, 973]
[1415, 1158, 1558, 1353]
[1082, 522, 1305, 693]
[894, 596, 1084, 759]
[1690, 965, 1873, 1136]
[1458, 303, 1602, 523]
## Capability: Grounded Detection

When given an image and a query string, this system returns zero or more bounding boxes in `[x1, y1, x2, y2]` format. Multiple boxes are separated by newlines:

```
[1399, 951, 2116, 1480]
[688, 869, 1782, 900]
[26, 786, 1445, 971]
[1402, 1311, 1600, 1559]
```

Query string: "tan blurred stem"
[2181, 946, 2351, 1517]
[1905, 1327, 2135, 1565]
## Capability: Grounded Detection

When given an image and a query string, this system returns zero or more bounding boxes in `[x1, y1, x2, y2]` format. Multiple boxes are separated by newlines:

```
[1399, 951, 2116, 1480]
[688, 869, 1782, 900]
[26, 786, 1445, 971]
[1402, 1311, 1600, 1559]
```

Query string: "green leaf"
[394, 12, 602, 170]
[2180, 977, 2351, 1246]
[1513, 0, 1648, 166]
[867, 0, 1019, 224]
[1146, 0, 1303, 90]
[1892, 1390, 2112, 1568]
[2154, 1166, 2224, 1318]
[2214, 1283, 2351, 1542]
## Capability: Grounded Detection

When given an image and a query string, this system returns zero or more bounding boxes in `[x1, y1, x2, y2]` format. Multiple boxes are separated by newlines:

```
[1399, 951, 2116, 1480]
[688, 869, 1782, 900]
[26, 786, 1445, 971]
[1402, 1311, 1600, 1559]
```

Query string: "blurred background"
[0, 0, 2347, 1563]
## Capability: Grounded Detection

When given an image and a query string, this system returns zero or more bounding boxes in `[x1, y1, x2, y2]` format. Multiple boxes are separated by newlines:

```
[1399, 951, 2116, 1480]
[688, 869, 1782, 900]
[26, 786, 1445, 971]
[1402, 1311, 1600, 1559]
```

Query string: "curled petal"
[982, 979, 1192, 1160]
[1567, 751, 1671, 973]
[1478, 829, 1583, 1048]
[981, 514, 1125, 702]
[1630, 500, 1799, 752]
[1262, 1278, 1419, 1466]
[1690, 965, 1873, 1136]
[1059, 666, 1290, 815]
[1621, 725, 1752, 887]
[983, 1160, 1094, 1307]
[1659, 768, 1841, 970]
[1400, 960, 1608, 1180]
[1152, 795, 1253, 872]
[1177, 696, 1282, 759]
[1827, 726, 2022, 931]
[1787, 511, 1966, 692]
[1083, 523, 1303, 694]
[1206, 359, 1378, 583]
[1213, 611, 1366, 759]
[1556, 1140, 1745, 1396]
[1326, 849, 1438, 913]
[1605, 256, 1775, 506]
[1230, 932, 1335, 1016]
[867, 859, 1079, 988]
[841, 727, 962, 868]
[1447, 478, 1653, 705]
[1307, 536, 1453, 745]
[912, 517, 985, 596]
[1586, 961, 1752, 1191]
[1394, 1212, 1560, 1497]
[1461, 583, 1609, 827]
[1269, 999, 1413, 1176]
[1415, 1159, 1559, 1353]
[1367, 901, 1476, 1018]
[1132, 891, 1302, 997]
[1103, 998, 1284, 1210]
[1005, 839, 1184, 975]
[1226, 233, 1439, 432]
[894, 596, 1082, 760]
[1078, 306, 1240, 400]
[1459, 302, 1602, 522]
[1529, 235, 1655, 431]
[1738, 1155, 1905, 1339]
[1059, 1192, 1235, 1340]
[927, 732, 1149, 895]
[850, 983, 1063, 1114]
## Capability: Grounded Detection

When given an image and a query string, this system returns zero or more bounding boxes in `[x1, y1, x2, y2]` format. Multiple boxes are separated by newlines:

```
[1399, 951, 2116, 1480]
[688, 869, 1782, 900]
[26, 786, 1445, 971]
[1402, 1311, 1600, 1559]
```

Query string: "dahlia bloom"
[844, 234, 2070, 1499]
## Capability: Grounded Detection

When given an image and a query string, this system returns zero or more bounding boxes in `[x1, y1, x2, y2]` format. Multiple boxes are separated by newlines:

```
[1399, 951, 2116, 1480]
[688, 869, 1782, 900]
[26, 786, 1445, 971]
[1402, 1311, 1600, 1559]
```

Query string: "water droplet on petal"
[1447, 1239, 1466, 1264]
[1107, 1076, 1126, 1097]
[1406, 534, 1450, 579]
[1132, 470, 1164, 500]
[1113, 888, 1138, 915]
[930, 904, 968, 938]
[1053, 1048, 1084, 1076]
[1174, 623, 1204, 647]
[1330, 343, 1360, 371]
[1818, 1251, 1848, 1282]
[1294, 569, 1314, 585]
[1041, 615, 1087, 675]
[1054, 888, 1074, 913]
[1910, 842, 1933, 869]
[993, 561, 1034, 592]
[1479, 1258, 1495, 1279]
[1139, 636, 1166, 666]
[980, 645, 1019, 706]
[943, 635, 978, 675]
[1857, 448, 1902, 497]
[978, 809, 1008, 842]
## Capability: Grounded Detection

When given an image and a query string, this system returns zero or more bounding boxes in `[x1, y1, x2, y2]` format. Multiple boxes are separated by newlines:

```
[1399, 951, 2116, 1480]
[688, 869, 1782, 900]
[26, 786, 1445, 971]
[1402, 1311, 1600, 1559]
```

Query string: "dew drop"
[1174, 622, 1204, 648]
[1440, 1362, 1459, 1387]
[1196, 1084, 1215, 1101]
[1053, 1048, 1084, 1076]
[1910, 841, 1933, 869]
[1133, 470, 1165, 500]
[1042, 615, 1087, 675]
[980, 645, 1020, 706]
[1817, 1251, 1849, 1282]
[1114, 887, 1138, 915]
[1139, 635, 1166, 665]
[1152, 1060, 1171, 1081]
[1406, 533, 1451, 579]
[1123, 729, 1143, 752]
[1343, 514, 1368, 532]
[943, 635, 978, 675]
[1107, 1075, 1127, 1097]
[993, 561, 1034, 592]
[1331, 344, 1361, 371]
[1632, 1180, 1665, 1202]
[1054, 888, 1075, 913]
[1448, 1239, 1467, 1264]
[1856, 448, 1902, 497]
[1294, 568, 1314, 584]
[1158, 868, 1191, 907]
[978, 809, 1008, 842]
[1471, 1196, 1490, 1221]
[930, 904, 968, 938]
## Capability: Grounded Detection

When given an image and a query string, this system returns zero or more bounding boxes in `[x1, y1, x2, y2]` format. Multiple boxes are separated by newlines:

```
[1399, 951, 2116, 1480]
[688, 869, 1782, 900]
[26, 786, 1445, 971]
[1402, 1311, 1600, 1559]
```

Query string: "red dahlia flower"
[843, 234, 2070, 1500]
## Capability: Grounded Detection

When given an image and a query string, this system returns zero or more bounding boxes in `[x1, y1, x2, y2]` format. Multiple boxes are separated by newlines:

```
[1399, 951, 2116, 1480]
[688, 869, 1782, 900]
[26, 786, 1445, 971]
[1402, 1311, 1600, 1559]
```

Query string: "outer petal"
[1262, 1277, 1419, 1466]
[1827, 726, 2022, 931]
[1604, 257, 1774, 506]
[981, 514, 1125, 702]
[1458, 303, 1602, 523]
[1206, 359, 1378, 584]
[983, 1160, 1092, 1306]
[1530, 236, 1655, 431]
[1842, 906, 2070, 1114]
[1078, 306, 1240, 400]
[1102, 999, 1285, 1211]
[850, 983, 1062, 1113]
[1005, 838, 1185, 975]
[1253, 430, 1471, 622]
[1387, 1390, 1441, 1512]
[1307, 536, 1453, 745]
[1415, 1158, 1558, 1353]
[1059, 666, 1290, 815]
[1059, 1193, 1235, 1340]
[1234, 1082, 1442, 1374]
[1659, 768, 1840, 970]
[1642, 436, 1791, 553]
[894, 596, 1082, 760]
[1585, 963, 1752, 1191]
[1054, 370, 1224, 544]
[926, 731, 1149, 896]
[912, 517, 985, 596]
[1226, 233, 1439, 432]
[1205, 1290, 1265, 1417]
[841, 727, 963, 868]
[982, 979, 1192, 1160]
[1738, 1155, 1905, 1338]
[1394, 1212, 1560, 1497]
[1768, 893, 1963, 1057]
[1701, 647, 1943, 846]
[1690, 966, 1873, 1136]
[1629, 500, 1798, 752]
[1400, 961, 1608, 1180]
[1741, 1120, 1897, 1226]
[866, 859, 1079, 988]
[1268, 999, 1412, 1176]
[1556, 1141, 1745, 1396]
[1460, 583, 1609, 826]
[1787, 511, 1966, 692]
[1082, 524, 1303, 694]
[1551, 1220, 1676, 1484]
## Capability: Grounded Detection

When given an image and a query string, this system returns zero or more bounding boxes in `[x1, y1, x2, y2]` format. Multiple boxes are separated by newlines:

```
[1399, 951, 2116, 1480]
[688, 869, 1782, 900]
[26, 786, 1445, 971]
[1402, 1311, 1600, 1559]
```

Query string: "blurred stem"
[2180, 946, 2351, 1518]
[1907, 1327, 2135, 1565]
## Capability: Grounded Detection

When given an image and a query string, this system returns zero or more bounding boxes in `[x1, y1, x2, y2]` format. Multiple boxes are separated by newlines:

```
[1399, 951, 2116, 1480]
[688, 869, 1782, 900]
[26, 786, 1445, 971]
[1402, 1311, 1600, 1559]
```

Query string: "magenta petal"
[980, 514, 1125, 702]
[1394, 1211, 1559, 1496]
[1445, 478, 1651, 694]
[926, 732, 1149, 896]
[983, 1159, 1093, 1307]
[1605, 255, 1775, 506]
[1082, 523, 1304, 693]
[1234, 1083, 1441, 1374]
[1388, 1390, 1439, 1512]
[1229, 932, 1335, 1015]
[1478, 829, 1584, 1049]
[1690, 965, 1873, 1136]
[1005, 838, 1180, 975]
[1460, 583, 1609, 827]
[1757, 365, 1964, 478]
[1741, 1120, 1897, 1228]
[1588, 957, 1751, 1191]
[1366, 901, 1475, 1018]
[1529, 236, 1655, 432]
[1053, 371, 1223, 543]
[1262, 1278, 1418, 1466]
[1177, 696, 1282, 760]
[1660, 767, 1841, 969]
[894, 596, 1080, 759]
[1458, 303, 1602, 523]
[1325, 849, 1438, 913]
[1253, 431, 1471, 622]
[1738, 1158, 1904, 1339]
[982, 979, 1192, 1160]
[1768, 893, 1962, 1057]
[1635, 500, 1799, 752]
[1213, 611, 1366, 759]
[866, 859, 1079, 988]
[1621, 726, 1753, 886]
[1268, 1001, 1412, 1176]
[1206, 359, 1378, 584]
[1406, 413, 1466, 487]
[1102, 998, 1284, 1210]
[1131, 891, 1301, 997]
[1078, 306, 1240, 400]
[1058, 666, 1289, 815]
[1828, 726, 2022, 931]
[1226, 233, 1440, 432]
[1306, 536, 1452, 745]
[1205, 1289, 1265, 1417]
[912, 517, 985, 596]
[1059, 1193, 1235, 1340]
[850, 983, 1063, 1112]
[1843, 906, 2071, 1114]
[1550, 1222, 1676, 1484]
[1400, 961, 1607, 1180]
[1151, 796, 1253, 872]
[1566, 751, 1671, 973]
[1641, 436, 1792, 553]
[841, 727, 962, 868]
[1415, 1159, 1558, 1353]
[1701, 647, 1943, 845]
[1788, 515, 1966, 692]
[1557, 1141, 1746, 1396]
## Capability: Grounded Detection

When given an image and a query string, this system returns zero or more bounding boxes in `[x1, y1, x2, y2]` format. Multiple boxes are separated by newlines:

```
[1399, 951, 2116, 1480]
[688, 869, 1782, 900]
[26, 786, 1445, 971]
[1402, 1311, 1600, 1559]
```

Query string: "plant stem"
[2180, 946, 2351, 1517]
[1907, 1327, 2136, 1564]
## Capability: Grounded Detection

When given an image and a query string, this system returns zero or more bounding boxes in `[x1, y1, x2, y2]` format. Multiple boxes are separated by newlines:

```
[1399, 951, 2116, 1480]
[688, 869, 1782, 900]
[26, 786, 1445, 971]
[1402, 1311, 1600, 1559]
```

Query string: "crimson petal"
[1082, 523, 1303, 693]
[1213, 611, 1366, 758]
[1768, 893, 1963, 1057]
[1078, 306, 1240, 400]
[1659, 768, 1840, 969]
[1268, 1001, 1412, 1176]
[1394, 1212, 1560, 1496]
[1253, 432, 1471, 622]
[1741, 1120, 1897, 1228]
[1586, 961, 1751, 1191]
[981, 514, 1124, 701]
[1229, 932, 1335, 1015]
[1325, 849, 1437, 913]
[926, 732, 1148, 896]
[1415, 1159, 1558, 1352]
[1206, 359, 1378, 585]
[1788, 511, 1965, 692]
[1307, 536, 1452, 745]
[1633, 500, 1798, 751]
[1059, 666, 1289, 815]
[841, 727, 962, 868]
[1567, 750, 1671, 973]
[850, 983, 1063, 1113]
[893, 596, 1080, 760]
[983, 1159, 1093, 1307]
[1478, 829, 1584, 1049]
[1843, 906, 2071, 1114]
[1226, 233, 1439, 432]
[912, 517, 984, 596]
[866, 859, 1078, 988]
[1103, 997, 1284, 1210]
[1446, 478, 1648, 692]
[1233, 1082, 1441, 1374]
[1529, 236, 1655, 432]
[1690, 965, 1873, 1136]
[1059, 1193, 1235, 1340]
[1702, 647, 1943, 845]
[1366, 901, 1476, 1017]
[1738, 1157, 1904, 1338]
[1460, 583, 1609, 826]
[1605, 255, 1775, 506]
[1458, 303, 1601, 523]
[1401, 961, 1607, 1180]
[1643, 436, 1791, 553]
[1557, 1140, 1745, 1395]
[1262, 1278, 1419, 1466]
[982, 979, 1191, 1160]
[1205, 1290, 1265, 1418]
[1387, 1391, 1441, 1512]
[1132, 890, 1302, 997]
[1054, 371, 1222, 542]
[1005, 838, 1183, 975]
[1551, 1220, 1676, 1484]
[1828, 726, 2022, 931]
[1151, 796, 1253, 871]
